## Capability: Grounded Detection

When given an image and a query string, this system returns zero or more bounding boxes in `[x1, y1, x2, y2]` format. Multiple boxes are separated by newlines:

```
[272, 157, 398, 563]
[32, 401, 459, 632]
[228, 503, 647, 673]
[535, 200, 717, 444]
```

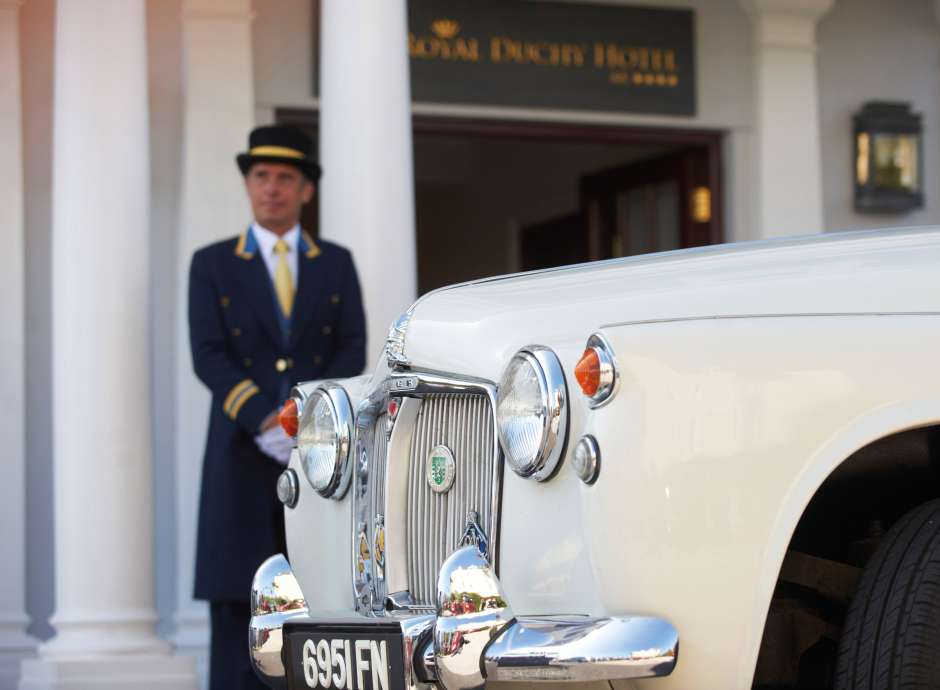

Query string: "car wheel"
[834, 498, 940, 690]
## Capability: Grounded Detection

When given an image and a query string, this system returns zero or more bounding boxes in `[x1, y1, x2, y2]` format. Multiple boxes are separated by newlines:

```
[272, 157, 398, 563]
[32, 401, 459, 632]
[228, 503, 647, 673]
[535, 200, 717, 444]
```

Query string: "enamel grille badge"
[427, 444, 456, 494]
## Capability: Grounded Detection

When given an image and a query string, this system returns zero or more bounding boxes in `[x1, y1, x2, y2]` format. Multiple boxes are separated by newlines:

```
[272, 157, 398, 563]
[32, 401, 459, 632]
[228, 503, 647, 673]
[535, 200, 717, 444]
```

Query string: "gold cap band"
[248, 145, 305, 160]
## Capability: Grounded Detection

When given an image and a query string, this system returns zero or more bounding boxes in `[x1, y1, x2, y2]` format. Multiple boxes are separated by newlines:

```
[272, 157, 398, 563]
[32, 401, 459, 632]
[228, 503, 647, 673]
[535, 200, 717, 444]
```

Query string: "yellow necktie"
[273, 239, 294, 318]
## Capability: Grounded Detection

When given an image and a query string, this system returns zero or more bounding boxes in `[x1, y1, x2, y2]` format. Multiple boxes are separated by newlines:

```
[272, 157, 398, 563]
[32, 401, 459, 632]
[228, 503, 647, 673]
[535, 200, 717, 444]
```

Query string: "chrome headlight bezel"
[496, 345, 568, 481]
[296, 383, 353, 499]
[287, 384, 311, 417]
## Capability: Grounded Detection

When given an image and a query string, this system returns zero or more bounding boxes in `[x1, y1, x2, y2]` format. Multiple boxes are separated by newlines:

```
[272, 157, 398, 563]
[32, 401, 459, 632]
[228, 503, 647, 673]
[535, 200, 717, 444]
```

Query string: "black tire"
[834, 498, 940, 690]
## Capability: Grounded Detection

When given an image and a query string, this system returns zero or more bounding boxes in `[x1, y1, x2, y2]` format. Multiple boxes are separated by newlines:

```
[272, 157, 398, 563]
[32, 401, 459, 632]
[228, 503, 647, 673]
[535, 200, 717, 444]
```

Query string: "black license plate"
[284, 621, 406, 690]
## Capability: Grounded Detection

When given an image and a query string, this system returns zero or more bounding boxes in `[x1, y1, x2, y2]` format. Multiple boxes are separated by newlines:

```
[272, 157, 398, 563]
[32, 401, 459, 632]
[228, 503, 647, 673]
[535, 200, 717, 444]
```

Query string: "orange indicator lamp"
[279, 398, 299, 438]
[574, 348, 601, 397]
[574, 334, 619, 408]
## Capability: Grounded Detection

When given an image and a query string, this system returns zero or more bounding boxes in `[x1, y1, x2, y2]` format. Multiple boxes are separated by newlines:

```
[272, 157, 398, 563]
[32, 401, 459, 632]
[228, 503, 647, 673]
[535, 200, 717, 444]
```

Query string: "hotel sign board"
[407, 0, 696, 116]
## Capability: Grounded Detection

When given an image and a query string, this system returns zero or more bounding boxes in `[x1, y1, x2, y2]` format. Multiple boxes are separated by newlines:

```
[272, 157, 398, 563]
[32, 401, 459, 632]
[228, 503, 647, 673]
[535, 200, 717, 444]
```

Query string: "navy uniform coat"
[189, 227, 366, 602]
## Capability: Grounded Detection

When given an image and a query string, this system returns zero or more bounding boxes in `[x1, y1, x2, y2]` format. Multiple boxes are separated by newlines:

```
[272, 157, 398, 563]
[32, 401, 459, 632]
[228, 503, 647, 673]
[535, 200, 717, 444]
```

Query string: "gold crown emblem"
[431, 19, 460, 39]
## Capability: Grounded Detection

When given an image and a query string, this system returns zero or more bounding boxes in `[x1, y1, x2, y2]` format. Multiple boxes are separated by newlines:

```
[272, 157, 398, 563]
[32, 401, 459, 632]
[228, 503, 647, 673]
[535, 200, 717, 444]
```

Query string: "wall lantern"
[853, 101, 923, 213]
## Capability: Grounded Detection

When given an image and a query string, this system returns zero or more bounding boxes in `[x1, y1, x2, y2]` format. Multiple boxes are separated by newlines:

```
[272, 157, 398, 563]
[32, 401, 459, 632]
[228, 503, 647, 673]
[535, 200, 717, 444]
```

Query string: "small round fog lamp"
[572, 435, 600, 484]
[277, 468, 299, 508]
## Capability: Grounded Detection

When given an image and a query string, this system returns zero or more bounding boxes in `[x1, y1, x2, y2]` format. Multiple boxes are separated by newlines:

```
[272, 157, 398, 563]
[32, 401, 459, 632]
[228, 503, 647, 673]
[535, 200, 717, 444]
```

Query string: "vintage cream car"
[249, 227, 940, 690]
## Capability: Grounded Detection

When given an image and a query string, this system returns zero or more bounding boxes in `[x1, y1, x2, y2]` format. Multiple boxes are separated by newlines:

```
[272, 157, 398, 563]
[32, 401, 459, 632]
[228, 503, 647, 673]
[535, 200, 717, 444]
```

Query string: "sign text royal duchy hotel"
[407, 0, 695, 116]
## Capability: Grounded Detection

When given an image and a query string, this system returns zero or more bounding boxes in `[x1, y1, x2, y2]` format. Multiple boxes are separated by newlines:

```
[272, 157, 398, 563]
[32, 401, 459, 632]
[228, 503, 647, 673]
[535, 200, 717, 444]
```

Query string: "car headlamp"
[496, 346, 568, 481]
[297, 383, 353, 499]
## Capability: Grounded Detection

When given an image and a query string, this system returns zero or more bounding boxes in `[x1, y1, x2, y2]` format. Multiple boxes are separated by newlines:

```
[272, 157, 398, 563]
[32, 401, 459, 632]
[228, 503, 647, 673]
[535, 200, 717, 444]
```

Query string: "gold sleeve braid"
[223, 379, 260, 420]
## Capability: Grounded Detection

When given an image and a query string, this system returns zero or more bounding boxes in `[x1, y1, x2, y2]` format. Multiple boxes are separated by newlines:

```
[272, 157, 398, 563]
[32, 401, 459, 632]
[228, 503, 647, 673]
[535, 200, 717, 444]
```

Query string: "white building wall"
[253, 0, 320, 123]
[740, 0, 834, 238]
[818, 0, 940, 231]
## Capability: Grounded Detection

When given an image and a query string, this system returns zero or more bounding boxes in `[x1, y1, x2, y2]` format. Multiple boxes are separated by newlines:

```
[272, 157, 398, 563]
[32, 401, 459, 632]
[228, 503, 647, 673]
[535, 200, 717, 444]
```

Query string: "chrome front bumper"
[249, 549, 679, 689]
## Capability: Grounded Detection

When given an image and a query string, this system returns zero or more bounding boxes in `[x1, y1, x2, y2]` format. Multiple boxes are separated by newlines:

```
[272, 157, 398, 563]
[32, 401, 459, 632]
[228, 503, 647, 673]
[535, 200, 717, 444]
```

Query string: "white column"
[320, 0, 417, 364]
[0, 2, 38, 688]
[740, 0, 834, 238]
[173, 1, 254, 684]
[19, 1, 196, 688]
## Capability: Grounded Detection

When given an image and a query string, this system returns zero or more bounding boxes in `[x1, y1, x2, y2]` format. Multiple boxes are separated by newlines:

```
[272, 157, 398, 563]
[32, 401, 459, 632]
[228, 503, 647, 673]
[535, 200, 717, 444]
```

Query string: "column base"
[1, 636, 37, 690]
[171, 606, 209, 690]
[0, 626, 38, 690]
[19, 654, 198, 690]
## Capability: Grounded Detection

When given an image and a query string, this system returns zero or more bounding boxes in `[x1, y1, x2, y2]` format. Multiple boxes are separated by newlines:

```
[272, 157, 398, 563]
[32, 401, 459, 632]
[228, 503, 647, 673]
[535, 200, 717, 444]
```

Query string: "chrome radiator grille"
[370, 414, 388, 531]
[352, 372, 501, 614]
[406, 394, 496, 606]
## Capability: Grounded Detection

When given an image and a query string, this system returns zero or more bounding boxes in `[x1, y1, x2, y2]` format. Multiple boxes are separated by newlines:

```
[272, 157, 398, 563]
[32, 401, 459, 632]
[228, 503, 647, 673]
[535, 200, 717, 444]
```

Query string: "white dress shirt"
[251, 222, 300, 288]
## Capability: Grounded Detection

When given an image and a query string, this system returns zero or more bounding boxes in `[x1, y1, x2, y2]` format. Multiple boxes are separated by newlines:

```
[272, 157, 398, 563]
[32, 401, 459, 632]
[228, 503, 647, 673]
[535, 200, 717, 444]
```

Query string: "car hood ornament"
[459, 510, 488, 557]
[384, 308, 414, 367]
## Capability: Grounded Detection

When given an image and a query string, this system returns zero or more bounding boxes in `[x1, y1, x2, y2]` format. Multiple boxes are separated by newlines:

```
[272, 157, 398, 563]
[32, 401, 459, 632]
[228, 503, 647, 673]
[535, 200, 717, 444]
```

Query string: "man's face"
[244, 162, 314, 233]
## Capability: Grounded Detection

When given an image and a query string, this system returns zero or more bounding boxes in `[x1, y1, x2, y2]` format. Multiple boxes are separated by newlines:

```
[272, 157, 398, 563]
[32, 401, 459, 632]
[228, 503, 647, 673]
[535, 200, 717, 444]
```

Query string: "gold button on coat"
[331, 294, 340, 305]
[322, 325, 332, 335]
[276, 358, 288, 372]
[313, 355, 323, 365]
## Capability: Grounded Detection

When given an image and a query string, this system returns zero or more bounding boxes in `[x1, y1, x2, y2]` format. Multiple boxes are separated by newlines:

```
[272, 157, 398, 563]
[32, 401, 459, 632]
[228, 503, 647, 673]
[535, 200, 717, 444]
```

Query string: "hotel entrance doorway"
[278, 111, 723, 295]
[412, 118, 722, 292]
[521, 145, 716, 270]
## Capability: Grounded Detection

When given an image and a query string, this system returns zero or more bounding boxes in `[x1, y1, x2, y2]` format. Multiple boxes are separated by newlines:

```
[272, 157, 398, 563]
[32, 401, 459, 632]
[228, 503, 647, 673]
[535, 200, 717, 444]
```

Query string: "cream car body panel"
[282, 227, 940, 689]
[592, 315, 940, 689]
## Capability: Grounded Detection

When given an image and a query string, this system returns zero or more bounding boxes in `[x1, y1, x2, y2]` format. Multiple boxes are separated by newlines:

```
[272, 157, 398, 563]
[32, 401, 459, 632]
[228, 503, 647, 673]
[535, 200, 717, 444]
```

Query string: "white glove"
[254, 425, 294, 465]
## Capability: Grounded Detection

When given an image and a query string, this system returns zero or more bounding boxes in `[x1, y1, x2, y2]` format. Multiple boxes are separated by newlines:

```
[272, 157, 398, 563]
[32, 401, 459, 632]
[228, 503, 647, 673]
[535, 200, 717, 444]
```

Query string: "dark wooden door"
[582, 146, 718, 260]
[521, 145, 720, 270]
